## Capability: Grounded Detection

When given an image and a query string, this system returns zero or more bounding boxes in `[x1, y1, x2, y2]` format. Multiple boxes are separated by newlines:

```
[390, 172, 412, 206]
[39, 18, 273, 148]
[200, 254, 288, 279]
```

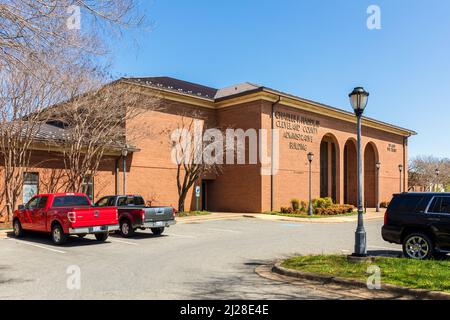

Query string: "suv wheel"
[95, 233, 109, 242]
[120, 219, 135, 238]
[13, 219, 24, 237]
[51, 224, 68, 245]
[403, 233, 434, 260]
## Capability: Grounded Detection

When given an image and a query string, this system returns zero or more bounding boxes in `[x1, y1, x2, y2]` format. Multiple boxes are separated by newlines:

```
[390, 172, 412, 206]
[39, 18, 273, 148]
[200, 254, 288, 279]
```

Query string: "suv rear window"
[52, 196, 90, 207]
[387, 195, 429, 213]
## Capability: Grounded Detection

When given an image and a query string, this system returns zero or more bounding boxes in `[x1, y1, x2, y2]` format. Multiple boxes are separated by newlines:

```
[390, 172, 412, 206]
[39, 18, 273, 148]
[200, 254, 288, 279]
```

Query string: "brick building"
[4, 77, 416, 214]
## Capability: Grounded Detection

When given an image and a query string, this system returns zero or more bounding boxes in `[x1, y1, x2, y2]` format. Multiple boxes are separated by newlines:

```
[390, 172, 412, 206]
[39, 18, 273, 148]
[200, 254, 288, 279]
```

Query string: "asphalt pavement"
[0, 217, 402, 299]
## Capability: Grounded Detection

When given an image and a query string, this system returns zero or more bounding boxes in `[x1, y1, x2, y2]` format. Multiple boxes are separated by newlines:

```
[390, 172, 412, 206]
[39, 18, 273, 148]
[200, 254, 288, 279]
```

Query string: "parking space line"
[167, 233, 196, 239]
[109, 239, 139, 246]
[6, 238, 66, 254]
[205, 227, 242, 234]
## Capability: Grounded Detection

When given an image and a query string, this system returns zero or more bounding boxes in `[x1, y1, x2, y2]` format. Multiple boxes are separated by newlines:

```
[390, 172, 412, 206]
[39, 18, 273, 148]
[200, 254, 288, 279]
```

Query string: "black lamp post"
[398, 164, 403, 193]
[376, 162, 381, 212]
[435, 168, 440, 192]
[349, 87, 369, 257]
[307, 152, 314, 216]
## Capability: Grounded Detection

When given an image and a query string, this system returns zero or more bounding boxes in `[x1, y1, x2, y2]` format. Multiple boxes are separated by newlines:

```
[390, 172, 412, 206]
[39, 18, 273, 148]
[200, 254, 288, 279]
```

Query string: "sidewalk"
[177, 208, 385, 224]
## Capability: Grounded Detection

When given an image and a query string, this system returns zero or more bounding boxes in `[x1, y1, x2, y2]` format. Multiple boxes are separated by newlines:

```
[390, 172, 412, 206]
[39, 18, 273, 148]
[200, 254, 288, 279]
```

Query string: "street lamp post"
[349, 87, 369, 257]
[398, 164, 403, 193]
[435, 168, 440, 192]
[122, 147, 128, 194]
[307, 152, 314, 216]
[376, 162, 381, 213]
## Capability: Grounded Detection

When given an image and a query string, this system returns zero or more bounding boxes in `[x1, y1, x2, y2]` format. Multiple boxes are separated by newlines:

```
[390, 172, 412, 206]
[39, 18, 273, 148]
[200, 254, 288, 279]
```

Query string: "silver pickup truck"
[94, 195, 176, 237]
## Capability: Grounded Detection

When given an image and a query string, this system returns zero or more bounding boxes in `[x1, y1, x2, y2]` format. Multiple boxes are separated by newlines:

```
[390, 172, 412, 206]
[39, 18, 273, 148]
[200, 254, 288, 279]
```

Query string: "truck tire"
[120, 219, 135, 238]
[51, 224, 68, 245]
[402, 233, 434, 260]
[95, 233, 109, 242]
[151, 227, 164, 236]
[13, 219, 24, 238]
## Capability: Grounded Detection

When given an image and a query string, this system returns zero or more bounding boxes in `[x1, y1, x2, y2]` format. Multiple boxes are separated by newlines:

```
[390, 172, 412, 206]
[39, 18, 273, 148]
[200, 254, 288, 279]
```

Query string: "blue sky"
[108, 0, 450, 158]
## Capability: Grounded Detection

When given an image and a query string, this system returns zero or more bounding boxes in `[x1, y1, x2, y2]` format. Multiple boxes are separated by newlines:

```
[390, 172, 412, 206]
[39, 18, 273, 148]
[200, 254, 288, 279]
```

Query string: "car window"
[117, 197, 127, 206]
[95, 197, 110, 207]
[108, 197, 116, 206]
[431, 197, 450, 214]
[27, 197, 40, 209]
[52, 195, 90, 207]
[387, 195, 426, 213]
[38, 196, 48, 209]
[133, 197, 145, 206]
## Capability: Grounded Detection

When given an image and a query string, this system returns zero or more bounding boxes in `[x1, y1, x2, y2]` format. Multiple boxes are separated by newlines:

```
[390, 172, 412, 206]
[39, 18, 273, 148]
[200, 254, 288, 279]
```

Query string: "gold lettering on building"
[275, 111, 320, 152]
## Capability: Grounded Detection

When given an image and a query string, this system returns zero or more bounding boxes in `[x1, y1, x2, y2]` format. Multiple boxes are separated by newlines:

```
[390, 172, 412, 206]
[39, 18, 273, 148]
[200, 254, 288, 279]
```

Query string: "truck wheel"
[120, 219, 135, 238]
[51, 224, 68, 245]
[151, 227, 164, 236]
[95, 233, 109, 242]
[13, 219, 24, 238]
[403, 233, 434, 260]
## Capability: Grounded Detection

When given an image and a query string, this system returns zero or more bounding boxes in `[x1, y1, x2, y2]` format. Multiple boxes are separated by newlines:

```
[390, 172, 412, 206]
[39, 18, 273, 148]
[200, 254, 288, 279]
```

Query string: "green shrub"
[380, 201, 390, 208]
[311, 197, 334, 210]
[315, 204, 355, 216]
[300, 200, 308, 212]
[280, 207, 294, 214]
[291, 198, 300, 211]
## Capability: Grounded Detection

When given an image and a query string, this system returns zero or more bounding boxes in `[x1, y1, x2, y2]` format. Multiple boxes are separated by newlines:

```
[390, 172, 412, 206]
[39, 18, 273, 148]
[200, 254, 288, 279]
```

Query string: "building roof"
[122, 76, 417, 137]
[125, 77, 218, 99]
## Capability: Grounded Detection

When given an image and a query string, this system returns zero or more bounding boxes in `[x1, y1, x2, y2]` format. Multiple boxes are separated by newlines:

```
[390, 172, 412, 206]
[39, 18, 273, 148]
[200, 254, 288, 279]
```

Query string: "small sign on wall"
[387, 144, 397, 153]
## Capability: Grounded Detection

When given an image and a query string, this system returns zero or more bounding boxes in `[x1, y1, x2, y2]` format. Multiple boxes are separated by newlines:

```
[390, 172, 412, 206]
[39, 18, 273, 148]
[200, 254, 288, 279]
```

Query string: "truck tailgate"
[143, 207, 174, 222]
[70, 207, 118, 228]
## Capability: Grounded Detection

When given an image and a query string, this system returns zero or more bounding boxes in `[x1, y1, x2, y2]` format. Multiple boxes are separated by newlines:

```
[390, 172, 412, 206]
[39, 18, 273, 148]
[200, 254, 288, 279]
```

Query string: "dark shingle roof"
[124, 76, 218, 99]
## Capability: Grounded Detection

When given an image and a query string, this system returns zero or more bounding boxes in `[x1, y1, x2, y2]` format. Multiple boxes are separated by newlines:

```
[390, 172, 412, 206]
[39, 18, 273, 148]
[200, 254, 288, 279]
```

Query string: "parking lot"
[0, 217, 402, 299]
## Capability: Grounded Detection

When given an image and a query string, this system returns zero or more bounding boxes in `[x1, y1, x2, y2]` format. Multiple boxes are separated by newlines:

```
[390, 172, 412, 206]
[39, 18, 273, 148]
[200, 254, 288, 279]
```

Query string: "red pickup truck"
[12, 193, 119, 245]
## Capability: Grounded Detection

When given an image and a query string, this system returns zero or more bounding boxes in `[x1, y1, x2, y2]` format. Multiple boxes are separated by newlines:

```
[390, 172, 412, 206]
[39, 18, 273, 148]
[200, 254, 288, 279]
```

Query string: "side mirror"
[18, 204, 25, 210]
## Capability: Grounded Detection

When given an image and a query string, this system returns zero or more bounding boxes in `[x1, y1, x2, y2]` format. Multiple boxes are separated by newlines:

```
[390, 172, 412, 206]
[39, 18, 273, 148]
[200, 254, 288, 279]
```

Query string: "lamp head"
[349, 87, 369, 115]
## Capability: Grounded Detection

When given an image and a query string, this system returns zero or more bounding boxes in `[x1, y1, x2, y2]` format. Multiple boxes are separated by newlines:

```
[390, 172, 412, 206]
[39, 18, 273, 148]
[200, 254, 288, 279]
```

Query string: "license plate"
[155, 221, 164, 227]
[92, 226, 103, 232]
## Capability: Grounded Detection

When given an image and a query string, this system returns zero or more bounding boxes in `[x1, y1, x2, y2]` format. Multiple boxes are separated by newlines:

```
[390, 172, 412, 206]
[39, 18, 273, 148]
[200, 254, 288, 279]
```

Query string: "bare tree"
[171, 112, 230, 212]
[0, 63, 64, 220]
[0, 0, 146, 71]
[409, 155, 450, 191]
[0, 1, 149, 222]
[44, 81, 158, 193]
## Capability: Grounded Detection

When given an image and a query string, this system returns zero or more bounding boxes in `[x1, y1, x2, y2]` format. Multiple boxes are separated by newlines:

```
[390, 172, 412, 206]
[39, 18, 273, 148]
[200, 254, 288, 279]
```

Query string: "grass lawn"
[176, 211, 211, 217]
[282, 255, 450, 293]
[263, 211, 358, 219]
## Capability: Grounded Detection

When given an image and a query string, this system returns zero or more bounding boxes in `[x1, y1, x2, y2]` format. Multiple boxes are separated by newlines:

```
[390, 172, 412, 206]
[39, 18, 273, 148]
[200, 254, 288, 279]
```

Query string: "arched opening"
[320, 134, 339, 203]
[364, 142, 378, 208]
[344, 139, 357, 206]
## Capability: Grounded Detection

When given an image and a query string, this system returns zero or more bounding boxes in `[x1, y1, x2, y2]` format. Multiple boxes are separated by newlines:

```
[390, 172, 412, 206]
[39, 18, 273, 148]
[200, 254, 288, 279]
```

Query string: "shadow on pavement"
[186, 258, 350, 300]
[6, 231, 112, 247]
[110, 232, 166, 240]
[367, 249, 403, 258]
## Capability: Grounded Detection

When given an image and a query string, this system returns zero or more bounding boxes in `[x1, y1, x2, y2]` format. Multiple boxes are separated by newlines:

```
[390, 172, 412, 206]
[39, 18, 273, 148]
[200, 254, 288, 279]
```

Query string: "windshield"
[52, 195, 90, 207]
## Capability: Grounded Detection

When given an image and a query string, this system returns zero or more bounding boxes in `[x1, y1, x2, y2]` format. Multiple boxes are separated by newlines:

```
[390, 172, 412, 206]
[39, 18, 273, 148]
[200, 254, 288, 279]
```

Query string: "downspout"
[115, 158, 119, 195]
[271, 96, 281, 212]
[403, 136, 408, 192]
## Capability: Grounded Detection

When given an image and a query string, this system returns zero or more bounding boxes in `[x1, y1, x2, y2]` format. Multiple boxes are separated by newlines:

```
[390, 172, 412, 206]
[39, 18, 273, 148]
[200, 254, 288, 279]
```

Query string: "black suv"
[382, 193, 450, 260]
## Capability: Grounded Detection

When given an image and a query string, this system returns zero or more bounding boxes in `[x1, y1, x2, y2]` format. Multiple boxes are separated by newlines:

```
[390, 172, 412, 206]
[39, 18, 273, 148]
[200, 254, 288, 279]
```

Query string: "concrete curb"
[272, 262, 450, 300]
[243, 213, 384, 224]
